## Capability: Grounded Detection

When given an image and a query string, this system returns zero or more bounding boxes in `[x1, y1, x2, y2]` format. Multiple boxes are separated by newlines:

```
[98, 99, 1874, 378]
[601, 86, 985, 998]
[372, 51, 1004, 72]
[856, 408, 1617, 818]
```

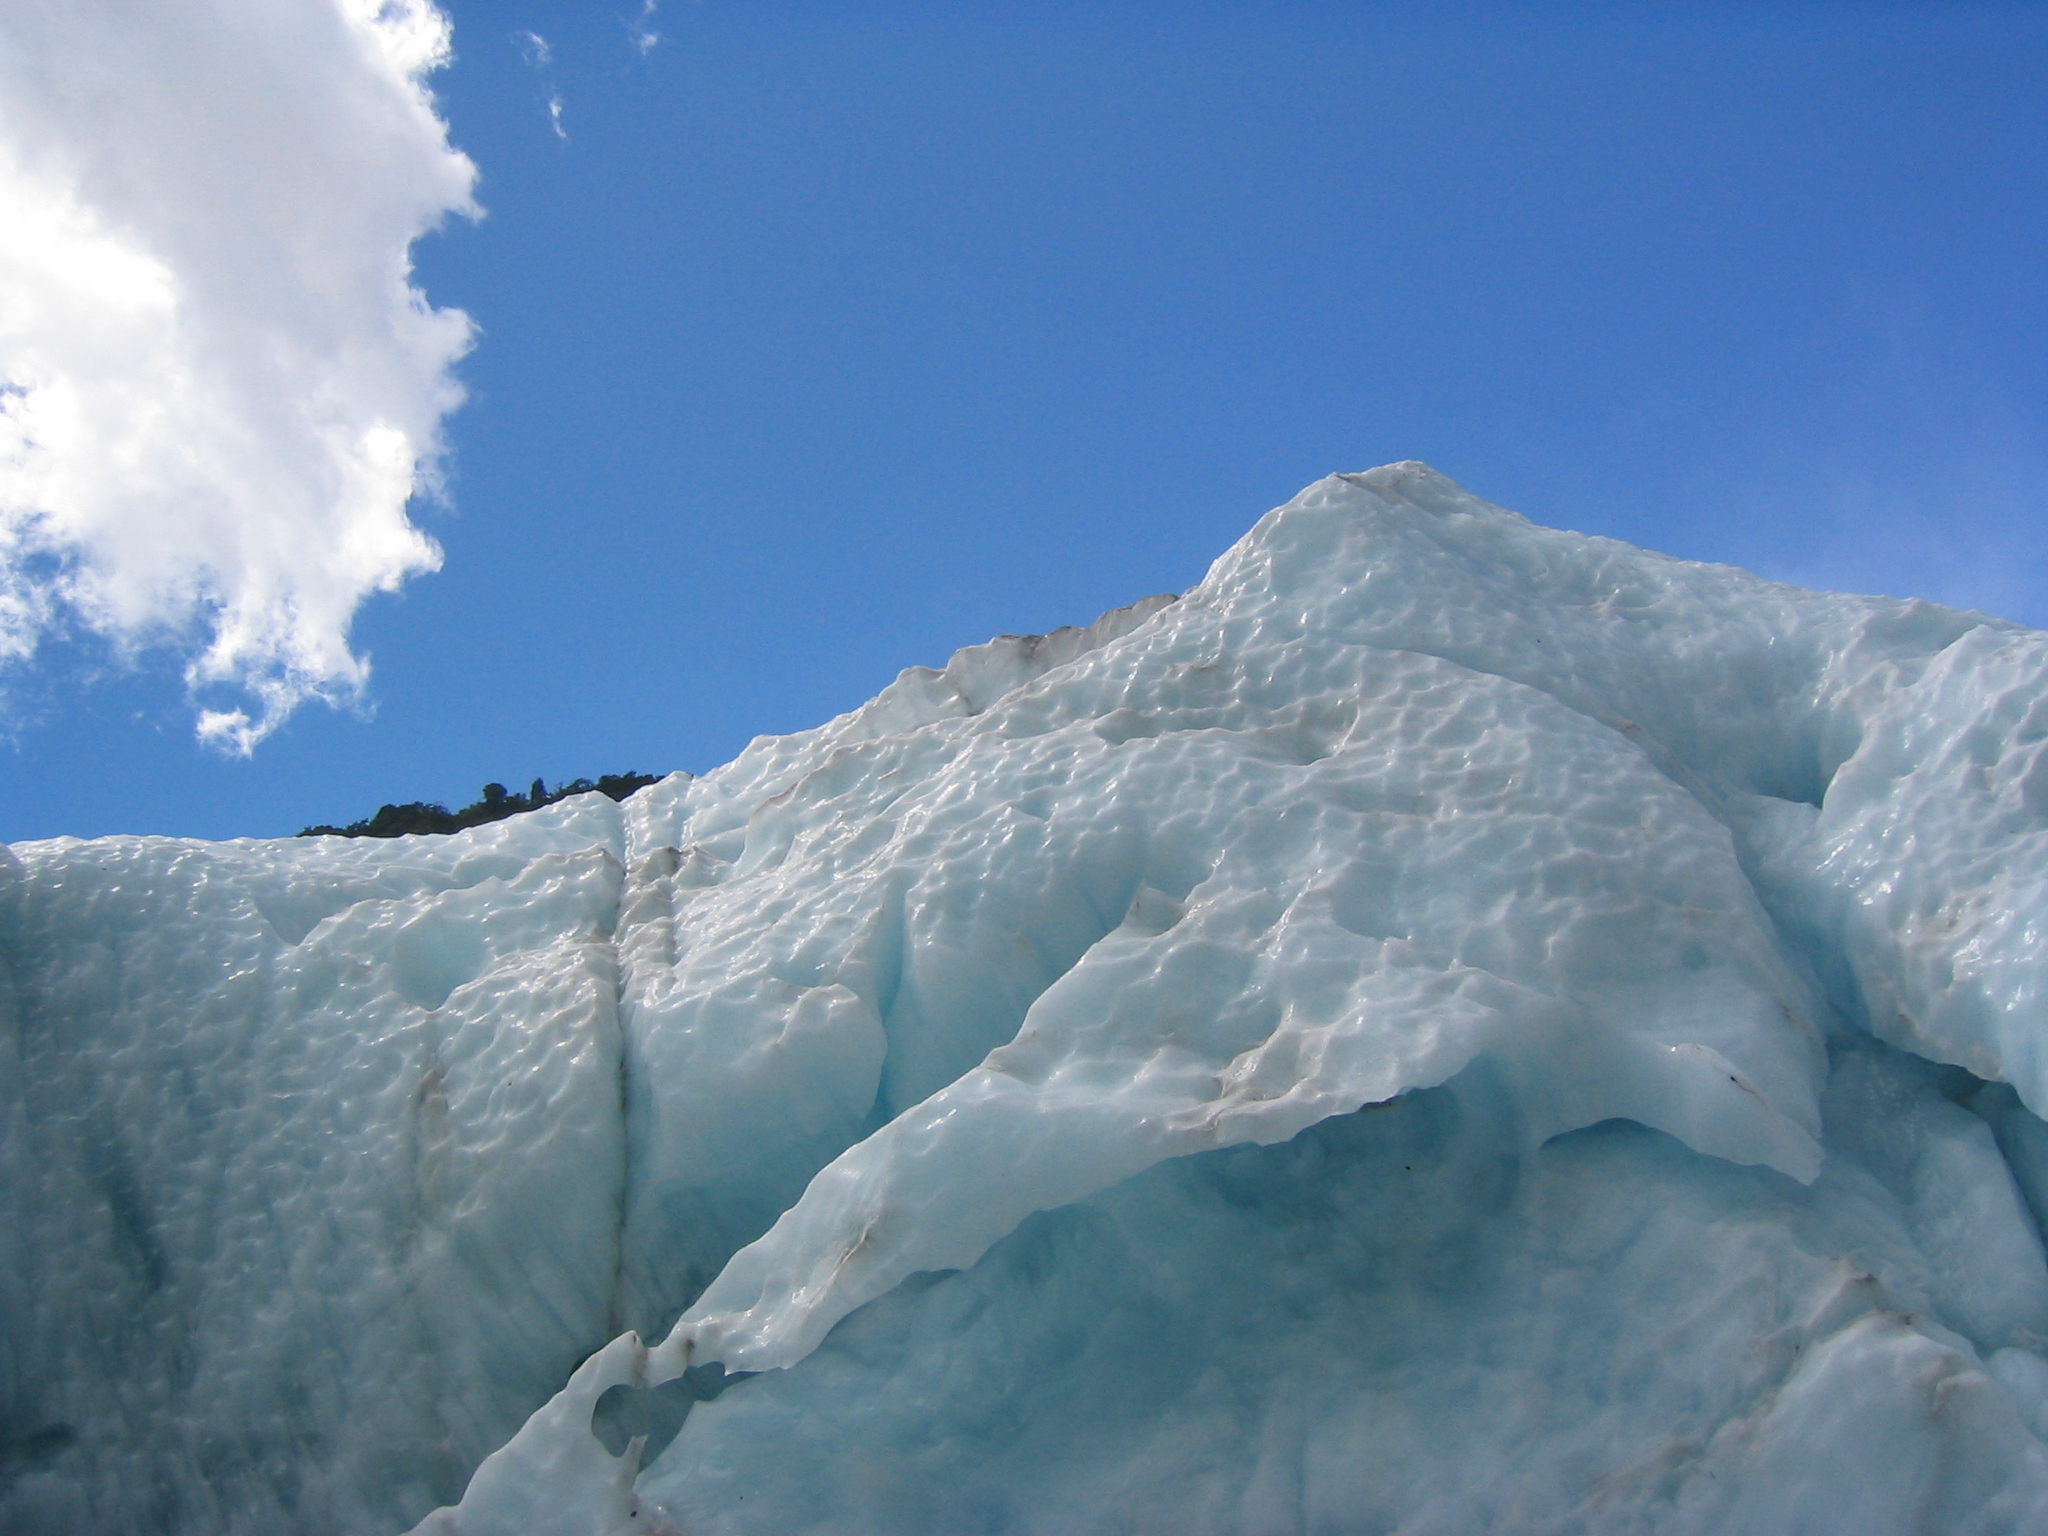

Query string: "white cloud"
[630, 1, 661, 55]
[0, 0, 478, 752]
[515, 31, 568, 140]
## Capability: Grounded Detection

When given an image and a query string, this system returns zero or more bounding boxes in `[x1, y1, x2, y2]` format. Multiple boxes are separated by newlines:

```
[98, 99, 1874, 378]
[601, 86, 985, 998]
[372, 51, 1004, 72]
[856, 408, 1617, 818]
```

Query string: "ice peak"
[9, 470, 2048, 1535]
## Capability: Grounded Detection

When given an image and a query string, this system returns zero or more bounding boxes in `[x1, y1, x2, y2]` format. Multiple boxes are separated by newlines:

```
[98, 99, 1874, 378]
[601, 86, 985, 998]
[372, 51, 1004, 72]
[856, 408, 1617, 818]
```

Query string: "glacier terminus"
[7, 465, 2048, 1533]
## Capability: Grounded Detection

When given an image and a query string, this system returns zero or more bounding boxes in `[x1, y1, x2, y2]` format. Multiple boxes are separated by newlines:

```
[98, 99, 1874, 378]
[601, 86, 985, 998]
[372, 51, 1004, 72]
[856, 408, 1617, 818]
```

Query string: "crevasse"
[8, 466, 2048, 1535]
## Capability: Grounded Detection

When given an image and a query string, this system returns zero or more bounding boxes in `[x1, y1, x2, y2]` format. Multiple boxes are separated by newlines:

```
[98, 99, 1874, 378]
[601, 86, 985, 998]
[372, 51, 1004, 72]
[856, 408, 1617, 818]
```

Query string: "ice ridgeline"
[8, 467, 2048, 1534]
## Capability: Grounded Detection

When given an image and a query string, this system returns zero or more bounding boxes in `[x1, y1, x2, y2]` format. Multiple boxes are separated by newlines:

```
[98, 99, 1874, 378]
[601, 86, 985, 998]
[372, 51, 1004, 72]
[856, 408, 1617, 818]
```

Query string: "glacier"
[5, 463, 2048, 1533]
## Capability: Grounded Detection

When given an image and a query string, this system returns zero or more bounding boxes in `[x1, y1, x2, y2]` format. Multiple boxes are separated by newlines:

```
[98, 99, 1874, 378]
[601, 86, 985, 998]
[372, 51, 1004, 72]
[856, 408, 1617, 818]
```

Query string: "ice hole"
[590, 1363, 748, 1464]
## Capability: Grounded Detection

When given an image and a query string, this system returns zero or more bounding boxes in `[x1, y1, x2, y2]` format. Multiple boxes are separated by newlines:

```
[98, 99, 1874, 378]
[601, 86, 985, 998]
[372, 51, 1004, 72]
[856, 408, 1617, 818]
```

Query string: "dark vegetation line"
[299, 773, 664, 839]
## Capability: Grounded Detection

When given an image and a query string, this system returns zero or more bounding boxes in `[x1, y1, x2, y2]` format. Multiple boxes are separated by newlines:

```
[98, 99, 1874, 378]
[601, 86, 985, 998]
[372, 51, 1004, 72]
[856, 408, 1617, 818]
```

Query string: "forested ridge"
[299, 773, 663, 838]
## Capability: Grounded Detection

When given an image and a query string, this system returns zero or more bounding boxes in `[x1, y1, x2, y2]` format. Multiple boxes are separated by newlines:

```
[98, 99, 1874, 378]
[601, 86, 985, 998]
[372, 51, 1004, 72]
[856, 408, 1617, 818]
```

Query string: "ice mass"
[7, 464, 2048, 1533]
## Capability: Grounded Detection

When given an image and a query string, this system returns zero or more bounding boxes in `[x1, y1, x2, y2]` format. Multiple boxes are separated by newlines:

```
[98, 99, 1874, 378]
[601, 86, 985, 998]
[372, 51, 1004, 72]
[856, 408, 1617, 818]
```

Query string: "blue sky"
[6, 1, 2047, 842]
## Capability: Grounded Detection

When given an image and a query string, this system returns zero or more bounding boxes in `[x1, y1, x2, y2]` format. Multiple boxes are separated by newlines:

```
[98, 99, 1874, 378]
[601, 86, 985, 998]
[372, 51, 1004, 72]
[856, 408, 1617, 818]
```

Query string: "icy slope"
[6, 464, 2048, 1535]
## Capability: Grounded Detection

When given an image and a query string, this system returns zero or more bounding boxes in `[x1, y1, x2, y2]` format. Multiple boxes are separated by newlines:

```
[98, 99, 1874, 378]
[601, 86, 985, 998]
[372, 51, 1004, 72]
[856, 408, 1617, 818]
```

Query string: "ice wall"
[6, 465, 2048, 1534]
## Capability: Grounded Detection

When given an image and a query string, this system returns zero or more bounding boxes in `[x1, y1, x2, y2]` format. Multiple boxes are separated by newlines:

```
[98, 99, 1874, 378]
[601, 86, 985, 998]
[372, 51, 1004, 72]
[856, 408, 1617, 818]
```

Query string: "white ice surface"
[6, 465, 2048, 1534]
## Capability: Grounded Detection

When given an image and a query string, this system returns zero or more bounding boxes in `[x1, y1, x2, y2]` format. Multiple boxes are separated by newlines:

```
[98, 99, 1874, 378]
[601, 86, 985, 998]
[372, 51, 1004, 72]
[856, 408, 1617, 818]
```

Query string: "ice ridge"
[5, 465, 2048, 1534]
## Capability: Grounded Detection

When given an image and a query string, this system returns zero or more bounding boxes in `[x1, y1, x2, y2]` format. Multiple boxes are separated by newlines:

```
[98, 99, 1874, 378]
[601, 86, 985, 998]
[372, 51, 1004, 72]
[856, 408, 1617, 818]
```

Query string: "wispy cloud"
[515, 28, 569, 140]
[1715, 283, 2048, 628]
[629, 1, 660, 56]
[1754, 437, 2048, 629]
[0, 0, 478, 752]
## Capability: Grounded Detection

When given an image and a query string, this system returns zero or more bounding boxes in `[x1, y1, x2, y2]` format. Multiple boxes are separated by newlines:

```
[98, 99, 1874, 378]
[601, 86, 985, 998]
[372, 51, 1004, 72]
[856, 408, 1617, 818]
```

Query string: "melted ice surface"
[8, 466, 2048, 1534]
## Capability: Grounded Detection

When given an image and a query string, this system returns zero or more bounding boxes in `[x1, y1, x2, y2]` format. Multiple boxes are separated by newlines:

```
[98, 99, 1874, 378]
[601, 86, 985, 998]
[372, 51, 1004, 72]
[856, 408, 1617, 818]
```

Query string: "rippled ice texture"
[8, 465, 2048, 1534]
